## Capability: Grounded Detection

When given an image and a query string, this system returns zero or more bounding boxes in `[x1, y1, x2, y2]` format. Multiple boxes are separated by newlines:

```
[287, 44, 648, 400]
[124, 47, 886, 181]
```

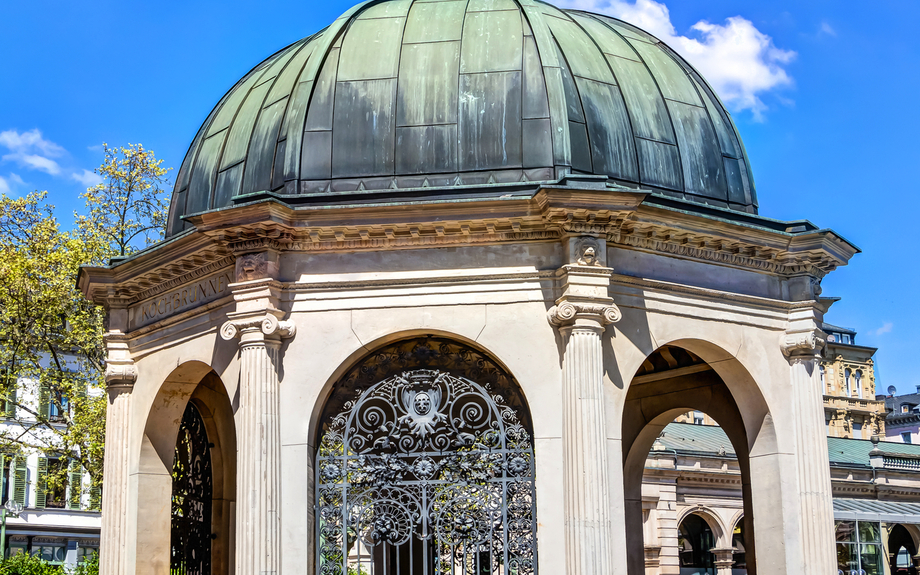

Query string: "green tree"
[76, 143, 170, 259]
[0, 144, 170, 505]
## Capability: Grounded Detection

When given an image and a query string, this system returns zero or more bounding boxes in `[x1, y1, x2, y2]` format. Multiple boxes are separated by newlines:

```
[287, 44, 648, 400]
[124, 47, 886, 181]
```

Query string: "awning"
[834, 498, 920, 524]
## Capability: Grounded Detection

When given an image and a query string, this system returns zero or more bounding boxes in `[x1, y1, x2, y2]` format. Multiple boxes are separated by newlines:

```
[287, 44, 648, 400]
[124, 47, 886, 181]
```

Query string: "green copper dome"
[167, 0, 757, 235]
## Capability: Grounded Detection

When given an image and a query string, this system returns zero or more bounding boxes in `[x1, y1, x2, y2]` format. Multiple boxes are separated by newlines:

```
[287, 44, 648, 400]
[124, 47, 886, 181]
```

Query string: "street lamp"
[1, 498, 23, 558]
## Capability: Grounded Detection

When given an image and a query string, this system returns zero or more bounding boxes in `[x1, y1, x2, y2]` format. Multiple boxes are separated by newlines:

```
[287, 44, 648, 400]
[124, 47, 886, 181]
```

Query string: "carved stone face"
[414, 392, 432, 415]
[582, 247, 596, 264]
[237, 253, 269, 281]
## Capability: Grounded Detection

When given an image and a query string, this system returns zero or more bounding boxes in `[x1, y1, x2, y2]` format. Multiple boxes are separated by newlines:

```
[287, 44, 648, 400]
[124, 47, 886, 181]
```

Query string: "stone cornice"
[187, 188, 856, 278]
[80, 186, 859, 316]
[79, 232, 233, 307]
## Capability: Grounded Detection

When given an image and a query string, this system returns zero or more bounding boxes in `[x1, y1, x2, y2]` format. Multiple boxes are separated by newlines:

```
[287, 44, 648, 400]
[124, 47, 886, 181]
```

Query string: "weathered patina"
[167, 0, 757, 236]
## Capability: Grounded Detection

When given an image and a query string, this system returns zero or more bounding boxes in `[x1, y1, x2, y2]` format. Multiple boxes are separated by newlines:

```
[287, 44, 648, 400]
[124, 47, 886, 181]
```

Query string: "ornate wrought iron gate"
[316, 340, 537, 575]
[171, 402, 213, 575]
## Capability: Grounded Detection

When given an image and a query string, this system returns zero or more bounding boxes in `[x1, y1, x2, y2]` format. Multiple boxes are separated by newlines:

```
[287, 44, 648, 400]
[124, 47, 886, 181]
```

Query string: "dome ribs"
[166, 0, 763, 238]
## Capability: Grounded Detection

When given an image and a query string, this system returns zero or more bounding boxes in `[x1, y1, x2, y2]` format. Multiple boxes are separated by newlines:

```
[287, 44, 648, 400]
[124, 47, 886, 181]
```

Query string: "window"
[0, 388, 15, 419]
[820, 365, 827, 392]
[903, 405, 910, 414]
[845, 369, 852, 397]
[855, 371, 863, 399]
[854, 421, 864, 440]
[693, 411, 705, 425]
[842, 334, 852, 344]
[902, 433, 912, 444]
[30, 543, 66, 565]
[36, 458, 66, 509]
[836, 521, 882, 575]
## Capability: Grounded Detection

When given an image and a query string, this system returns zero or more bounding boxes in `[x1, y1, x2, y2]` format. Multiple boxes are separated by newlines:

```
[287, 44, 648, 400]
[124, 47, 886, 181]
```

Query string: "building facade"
[821, 323, 886, 439]
[79, 2, 859, 574]
[642, 423, 920, 575]
[0, 370, 101, 568]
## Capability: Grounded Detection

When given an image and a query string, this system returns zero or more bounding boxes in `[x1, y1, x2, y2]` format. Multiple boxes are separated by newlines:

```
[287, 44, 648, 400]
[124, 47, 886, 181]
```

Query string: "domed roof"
[167, 0, 757, 236]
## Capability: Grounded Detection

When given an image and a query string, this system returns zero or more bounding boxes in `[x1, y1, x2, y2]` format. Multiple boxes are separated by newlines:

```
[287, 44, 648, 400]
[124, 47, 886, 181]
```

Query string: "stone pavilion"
[79, 1, 859, 574]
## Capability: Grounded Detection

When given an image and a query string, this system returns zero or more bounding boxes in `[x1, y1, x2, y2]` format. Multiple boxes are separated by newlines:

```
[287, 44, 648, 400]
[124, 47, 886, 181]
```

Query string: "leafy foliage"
[0, 144, 170, 501]
[0, 552, 65, 575]
[76, 143, 170, 260]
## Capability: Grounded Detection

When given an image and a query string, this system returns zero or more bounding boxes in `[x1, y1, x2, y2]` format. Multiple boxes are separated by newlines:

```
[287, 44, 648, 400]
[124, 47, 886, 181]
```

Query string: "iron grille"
[170, 402, 213, 575]
[316, 367, 537, 575]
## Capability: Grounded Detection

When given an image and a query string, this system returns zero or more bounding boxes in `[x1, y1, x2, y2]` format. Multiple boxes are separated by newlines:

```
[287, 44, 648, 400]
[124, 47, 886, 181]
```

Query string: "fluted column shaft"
[99, 331, 136, 575]
[99, 385, 131, 575]
[560, 322, 614, 575]
[236, 329, 282, 575]
[221, 298, 294, 575]
[791, 355, 836, 574]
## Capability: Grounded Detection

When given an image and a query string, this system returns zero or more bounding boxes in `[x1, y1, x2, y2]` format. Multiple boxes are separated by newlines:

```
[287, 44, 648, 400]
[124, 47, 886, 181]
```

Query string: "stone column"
[547, 237, 622, 575]
[710, 548, 735, 575]
[221, 280, 294, 575]
[100, 332, 136, 575]
[783, 321, 837, 575]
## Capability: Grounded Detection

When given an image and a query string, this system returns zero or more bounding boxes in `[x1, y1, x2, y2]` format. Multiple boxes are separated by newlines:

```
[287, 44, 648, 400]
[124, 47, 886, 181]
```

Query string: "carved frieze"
[129, 270, 234, 330]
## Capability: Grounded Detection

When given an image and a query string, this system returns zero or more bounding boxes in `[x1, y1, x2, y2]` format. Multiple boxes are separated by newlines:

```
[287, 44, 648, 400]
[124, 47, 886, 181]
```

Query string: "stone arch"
[622, 339, 780, 575]
[310, 333, 537, 575]
[135, 361, 237, 575]
[889, 523, 920, 572]
[308, 329, 529, 450]
[678, 506, 727, 546]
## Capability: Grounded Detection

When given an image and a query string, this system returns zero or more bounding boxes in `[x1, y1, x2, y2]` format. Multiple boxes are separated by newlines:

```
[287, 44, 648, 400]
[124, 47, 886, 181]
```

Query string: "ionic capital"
[548, 301, 622, 328]
[103, 333, 137, 390]
[220, 312, 296, 342]
[781, 328, 826, 360]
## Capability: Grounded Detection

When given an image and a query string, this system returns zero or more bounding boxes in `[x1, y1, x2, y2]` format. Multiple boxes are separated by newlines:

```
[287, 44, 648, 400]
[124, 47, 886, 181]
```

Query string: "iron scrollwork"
[316, 344, 538, 575]
[170, 402, 213, 575]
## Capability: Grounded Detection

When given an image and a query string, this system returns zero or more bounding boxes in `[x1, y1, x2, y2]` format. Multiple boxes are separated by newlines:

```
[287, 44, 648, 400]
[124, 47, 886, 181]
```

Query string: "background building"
[822, 323, 886, 439]
[0, 362, 101, 568]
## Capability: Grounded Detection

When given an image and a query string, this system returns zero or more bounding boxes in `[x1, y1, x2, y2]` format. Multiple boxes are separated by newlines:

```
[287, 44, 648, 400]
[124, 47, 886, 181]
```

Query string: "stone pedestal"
[221, 280, 295, 575]
[783, 322, 837, 575]
[547, 251, 622, 575]
[99, 333, 136, 575]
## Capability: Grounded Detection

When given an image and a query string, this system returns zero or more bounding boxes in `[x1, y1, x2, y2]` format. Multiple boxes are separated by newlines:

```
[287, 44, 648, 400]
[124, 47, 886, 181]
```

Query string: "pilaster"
[100, 330, 136, 575]
[221, 276, 294, 575]
[782, 305, 837, 575]
[547, 237, 623, 575]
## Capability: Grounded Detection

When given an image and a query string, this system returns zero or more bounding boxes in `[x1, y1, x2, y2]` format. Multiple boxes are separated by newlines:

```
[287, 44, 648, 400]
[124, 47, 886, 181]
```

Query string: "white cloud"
[555, 0, 796, 119]
[872, 322, 894, 337]
[0, 173, 25, 195]
[819, 22, 837, 37]
[0, 129, 67, 175]
[71, 169, 103, 187]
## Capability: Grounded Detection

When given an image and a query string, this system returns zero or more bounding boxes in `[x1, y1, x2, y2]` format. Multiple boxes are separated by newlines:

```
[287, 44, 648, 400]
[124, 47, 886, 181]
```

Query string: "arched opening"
[732, 516, 748, 574]
[888, 524, 918, 575]
[314, 336, 537, 575]
[678, 513, 717, 574]
[170, 401, 214, 575]
[623, 343, 774, 575]
[136, 363, 236, 575]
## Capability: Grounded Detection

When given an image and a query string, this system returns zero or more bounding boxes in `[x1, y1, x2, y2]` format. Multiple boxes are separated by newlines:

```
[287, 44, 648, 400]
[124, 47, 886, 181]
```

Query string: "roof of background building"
[166, 0, 758, 236]
[658, 422, 920, 468]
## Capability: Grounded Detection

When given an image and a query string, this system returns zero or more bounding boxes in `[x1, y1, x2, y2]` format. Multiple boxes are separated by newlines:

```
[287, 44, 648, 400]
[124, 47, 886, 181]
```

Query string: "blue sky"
[1, 0, 918, 393]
